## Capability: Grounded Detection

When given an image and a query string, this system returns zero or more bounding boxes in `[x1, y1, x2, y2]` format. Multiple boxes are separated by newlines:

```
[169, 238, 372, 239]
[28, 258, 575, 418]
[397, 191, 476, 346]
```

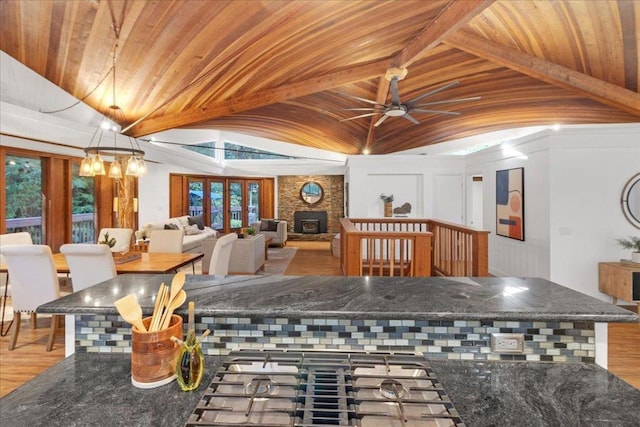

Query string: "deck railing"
[5, 213, 95, 243]
[340, 218, 489, 277]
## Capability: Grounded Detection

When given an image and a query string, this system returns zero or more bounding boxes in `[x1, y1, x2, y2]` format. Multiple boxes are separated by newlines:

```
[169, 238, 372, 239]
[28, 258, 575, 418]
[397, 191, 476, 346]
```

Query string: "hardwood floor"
[0, 241, 638, 398]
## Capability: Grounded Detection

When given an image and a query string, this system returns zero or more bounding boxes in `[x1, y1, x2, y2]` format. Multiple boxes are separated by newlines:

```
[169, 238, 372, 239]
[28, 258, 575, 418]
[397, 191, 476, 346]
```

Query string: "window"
[71, 162, 96, 243]
[4, 154, 43, 243]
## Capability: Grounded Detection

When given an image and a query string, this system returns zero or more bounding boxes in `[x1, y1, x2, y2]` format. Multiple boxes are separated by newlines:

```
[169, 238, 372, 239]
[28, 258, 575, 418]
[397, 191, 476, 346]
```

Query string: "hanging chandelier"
[79, 37, 146, 179]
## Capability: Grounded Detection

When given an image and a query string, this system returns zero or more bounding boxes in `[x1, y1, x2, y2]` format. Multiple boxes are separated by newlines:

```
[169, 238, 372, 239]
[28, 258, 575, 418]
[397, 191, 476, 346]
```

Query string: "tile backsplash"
[75, 315, 595, 363]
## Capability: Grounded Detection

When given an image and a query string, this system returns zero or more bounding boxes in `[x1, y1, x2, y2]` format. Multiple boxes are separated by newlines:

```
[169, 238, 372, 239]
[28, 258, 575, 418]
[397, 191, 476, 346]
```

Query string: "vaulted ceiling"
[1, 0, 638, 155]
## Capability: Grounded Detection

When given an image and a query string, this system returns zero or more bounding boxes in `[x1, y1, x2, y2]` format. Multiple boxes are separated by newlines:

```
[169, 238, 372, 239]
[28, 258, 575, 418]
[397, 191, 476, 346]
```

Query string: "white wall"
[346, 124, 640, 302]
[346, 155, 466, 219]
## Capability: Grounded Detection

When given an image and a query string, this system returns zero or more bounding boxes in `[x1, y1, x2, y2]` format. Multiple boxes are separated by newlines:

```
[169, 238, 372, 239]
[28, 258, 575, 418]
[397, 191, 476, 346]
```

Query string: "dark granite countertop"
[38, 274, 639, 322]
[1, 353, 638, 426]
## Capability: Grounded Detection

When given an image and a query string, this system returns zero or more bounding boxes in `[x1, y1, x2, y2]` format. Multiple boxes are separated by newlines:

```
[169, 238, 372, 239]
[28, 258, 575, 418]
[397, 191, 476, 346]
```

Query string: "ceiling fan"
[339, 71, 481, 127]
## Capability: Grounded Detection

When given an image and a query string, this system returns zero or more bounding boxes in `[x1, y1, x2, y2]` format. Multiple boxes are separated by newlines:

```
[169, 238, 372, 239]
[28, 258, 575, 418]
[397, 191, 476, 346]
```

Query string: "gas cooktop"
[185, 349, 465, 426]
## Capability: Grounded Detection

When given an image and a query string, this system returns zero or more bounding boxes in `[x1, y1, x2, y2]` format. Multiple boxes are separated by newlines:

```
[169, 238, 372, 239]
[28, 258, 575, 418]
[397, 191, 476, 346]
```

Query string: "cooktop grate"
[185, 349, 465, 427]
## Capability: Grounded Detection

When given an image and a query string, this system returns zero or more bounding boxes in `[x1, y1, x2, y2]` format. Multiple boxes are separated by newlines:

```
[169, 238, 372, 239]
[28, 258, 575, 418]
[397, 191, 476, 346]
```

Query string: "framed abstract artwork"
[496, 167, 524, 241]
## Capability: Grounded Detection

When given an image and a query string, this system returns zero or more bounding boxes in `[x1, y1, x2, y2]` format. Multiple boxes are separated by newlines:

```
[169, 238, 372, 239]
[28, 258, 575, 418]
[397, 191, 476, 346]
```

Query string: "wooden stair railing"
[340, 218, 489, 277]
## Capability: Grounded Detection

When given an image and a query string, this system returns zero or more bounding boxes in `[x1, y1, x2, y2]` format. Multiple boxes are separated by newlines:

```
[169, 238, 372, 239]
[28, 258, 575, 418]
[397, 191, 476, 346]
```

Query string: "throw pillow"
[188, 215, 205, 230]
[260, 219, 279, 232]
[184, 224, 202, 235]
[164, 223, 179, 230]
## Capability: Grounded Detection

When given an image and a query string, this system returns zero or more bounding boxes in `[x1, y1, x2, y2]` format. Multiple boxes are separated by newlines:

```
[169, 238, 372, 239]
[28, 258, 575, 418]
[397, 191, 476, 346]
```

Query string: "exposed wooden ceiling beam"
[445, 31, 640, 117]
[364, 0, 494, 150]
[129, 60, 389, 137]
[391, 0, 494, 69]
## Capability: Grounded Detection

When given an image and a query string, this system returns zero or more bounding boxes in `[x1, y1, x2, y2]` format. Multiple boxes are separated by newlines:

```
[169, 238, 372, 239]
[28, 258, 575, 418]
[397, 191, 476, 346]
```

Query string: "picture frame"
[496, 167, 525, 241]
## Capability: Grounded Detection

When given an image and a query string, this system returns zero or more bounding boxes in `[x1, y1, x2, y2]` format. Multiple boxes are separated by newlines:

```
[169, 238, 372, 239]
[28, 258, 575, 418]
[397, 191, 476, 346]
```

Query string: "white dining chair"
[97, 228, 134, 253]
[0, 245, 62, 351]
[148, 229, 190, 273]
[60, 244, 117, 292]
[0, 232, 34, 333]
[208, 233, 238, 275]
[148, 229, 184, 253]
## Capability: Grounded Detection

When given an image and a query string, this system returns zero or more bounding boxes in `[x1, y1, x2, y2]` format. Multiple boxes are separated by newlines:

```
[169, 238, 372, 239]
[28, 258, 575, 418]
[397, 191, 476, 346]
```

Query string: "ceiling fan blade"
[339, 112, 381, 122]
[413, 96, 481, 107]
[412, 108, 461, 115]
[406, 80, 460, 105]
[373, 114, 390, 127]
[402, 113, 420, 124]
[390, 77, 401, 105]
[335, 92, 387, 108]
[341, 107, 377, 111]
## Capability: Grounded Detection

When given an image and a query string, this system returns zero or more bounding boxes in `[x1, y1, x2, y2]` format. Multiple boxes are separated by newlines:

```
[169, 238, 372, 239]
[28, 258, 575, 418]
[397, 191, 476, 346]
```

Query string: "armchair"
[251, 219, 287, 247]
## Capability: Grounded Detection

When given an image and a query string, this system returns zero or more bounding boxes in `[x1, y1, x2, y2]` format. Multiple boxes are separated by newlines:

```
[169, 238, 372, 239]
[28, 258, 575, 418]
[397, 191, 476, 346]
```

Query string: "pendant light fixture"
[79, 26, 146, 179]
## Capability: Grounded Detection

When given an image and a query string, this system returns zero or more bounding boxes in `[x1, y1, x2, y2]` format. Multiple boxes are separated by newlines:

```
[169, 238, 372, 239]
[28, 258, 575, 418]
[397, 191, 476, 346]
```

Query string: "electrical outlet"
[491, 333, 524, 353]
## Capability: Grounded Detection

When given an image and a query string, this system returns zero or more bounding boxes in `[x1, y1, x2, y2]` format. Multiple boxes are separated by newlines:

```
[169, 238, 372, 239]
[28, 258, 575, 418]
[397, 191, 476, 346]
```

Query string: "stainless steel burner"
[245, 375, 273, 396]
[379, 378, 409, 400]
[185, 349, 465, 427]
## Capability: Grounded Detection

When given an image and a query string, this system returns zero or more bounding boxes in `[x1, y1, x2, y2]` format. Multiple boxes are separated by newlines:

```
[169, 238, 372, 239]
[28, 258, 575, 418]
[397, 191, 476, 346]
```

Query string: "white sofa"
[136, 215, 218, 273]
[251, 219, 288, 246]
[228, 234, 266, 274]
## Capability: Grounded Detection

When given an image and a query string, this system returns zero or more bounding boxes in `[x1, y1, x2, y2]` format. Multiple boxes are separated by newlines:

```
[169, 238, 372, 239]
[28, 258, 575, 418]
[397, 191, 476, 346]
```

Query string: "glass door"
[188, 179, 205, 218]
[209, 180, 224, 231]
[228, 181, 243, 230]
[4, 154, 44, 243]
[247, 181, 260, 226]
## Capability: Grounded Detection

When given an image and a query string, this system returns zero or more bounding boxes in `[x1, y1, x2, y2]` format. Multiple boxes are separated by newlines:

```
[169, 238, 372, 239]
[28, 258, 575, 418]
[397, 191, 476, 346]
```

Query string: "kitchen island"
[1, 274, 638, 425]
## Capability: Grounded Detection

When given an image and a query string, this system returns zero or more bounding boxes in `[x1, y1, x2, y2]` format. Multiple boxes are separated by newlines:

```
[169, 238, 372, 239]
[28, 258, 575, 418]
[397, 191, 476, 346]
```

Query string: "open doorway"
[468, 175, 483, 228]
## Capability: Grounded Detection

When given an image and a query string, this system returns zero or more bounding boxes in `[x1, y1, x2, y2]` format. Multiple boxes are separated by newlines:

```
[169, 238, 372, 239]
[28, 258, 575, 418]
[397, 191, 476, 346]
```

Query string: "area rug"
[259, 247, 298, 275]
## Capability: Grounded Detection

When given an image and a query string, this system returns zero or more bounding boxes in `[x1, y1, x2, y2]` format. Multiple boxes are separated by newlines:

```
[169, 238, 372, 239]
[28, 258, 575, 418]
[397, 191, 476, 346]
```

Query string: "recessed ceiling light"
[362, 148, 370, 155]
[552, 124, 561, 131]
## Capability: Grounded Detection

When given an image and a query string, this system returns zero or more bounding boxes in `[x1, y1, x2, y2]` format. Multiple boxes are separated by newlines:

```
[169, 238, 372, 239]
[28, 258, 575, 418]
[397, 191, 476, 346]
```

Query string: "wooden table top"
[1, 252, 203, 275]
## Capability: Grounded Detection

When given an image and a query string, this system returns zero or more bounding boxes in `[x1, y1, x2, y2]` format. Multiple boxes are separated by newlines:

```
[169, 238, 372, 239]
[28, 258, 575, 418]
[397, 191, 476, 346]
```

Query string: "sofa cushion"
[184, 224, 203, 235]
[188, 215, 205, 230]
[260, 219, 279, 232]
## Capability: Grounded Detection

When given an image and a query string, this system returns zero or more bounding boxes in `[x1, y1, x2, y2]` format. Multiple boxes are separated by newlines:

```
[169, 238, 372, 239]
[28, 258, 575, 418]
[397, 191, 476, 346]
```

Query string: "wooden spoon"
[166, 272, 186, 311]
[114, 294, 146, 332]
[160, 289, 187, 330]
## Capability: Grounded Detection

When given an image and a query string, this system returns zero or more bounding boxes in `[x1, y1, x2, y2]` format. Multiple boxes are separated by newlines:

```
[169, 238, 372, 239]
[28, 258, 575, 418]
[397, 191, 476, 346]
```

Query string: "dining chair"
[0, 245, 62, 351]
[148, 229, 184, 253]
[208, 233, 238, 275]
[148, 229, 190, 273]
[60, 244, 117, 292]
[97, 228, 134, 253]
[0, 232, 34, 334]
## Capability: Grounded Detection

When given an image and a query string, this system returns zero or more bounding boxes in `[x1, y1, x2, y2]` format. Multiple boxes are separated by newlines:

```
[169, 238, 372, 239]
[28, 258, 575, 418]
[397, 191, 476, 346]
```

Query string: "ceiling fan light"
[108, 158, 123, 179]
[79, 154, 94, 177]
[91, 154, 106, 175]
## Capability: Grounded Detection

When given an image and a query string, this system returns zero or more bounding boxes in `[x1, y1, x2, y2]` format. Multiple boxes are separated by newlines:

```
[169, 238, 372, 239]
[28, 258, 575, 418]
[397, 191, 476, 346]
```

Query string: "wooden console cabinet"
[598, 262, 640, 313]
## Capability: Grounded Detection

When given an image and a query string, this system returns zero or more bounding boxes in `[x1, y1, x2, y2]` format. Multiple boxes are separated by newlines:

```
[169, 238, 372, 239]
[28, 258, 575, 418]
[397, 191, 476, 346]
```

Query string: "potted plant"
[380, 194, 394, 217]
[99, 232, 117, 249]
[246, 227, 256, 236]
[616, 236, 640, 263]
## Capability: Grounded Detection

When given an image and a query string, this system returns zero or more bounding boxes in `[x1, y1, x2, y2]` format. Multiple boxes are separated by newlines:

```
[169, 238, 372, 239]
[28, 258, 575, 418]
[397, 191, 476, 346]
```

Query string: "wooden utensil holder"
[131, 314, 183, 388]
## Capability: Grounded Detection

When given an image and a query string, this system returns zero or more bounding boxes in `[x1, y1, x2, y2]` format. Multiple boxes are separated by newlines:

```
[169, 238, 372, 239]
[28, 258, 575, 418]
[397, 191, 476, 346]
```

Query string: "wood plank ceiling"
[1, 0, 638, 155]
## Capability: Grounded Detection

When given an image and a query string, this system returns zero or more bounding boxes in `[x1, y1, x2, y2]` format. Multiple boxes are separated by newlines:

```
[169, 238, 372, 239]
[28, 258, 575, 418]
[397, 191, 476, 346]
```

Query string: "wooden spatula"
[114, 294, 146, 332]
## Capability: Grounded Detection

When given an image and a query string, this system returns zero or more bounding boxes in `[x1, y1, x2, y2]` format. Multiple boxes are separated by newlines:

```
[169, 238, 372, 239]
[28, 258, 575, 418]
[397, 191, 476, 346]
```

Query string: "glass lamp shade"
[125, 155, 139, 176]
[79, 154, 95, 177]
[108, 159, 123, 179]
[91, 154, 106, 175]
[136, 157, 147, 176]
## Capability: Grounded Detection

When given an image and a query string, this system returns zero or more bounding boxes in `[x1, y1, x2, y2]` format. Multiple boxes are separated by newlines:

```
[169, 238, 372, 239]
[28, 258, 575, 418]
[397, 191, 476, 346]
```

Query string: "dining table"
[0, 251, 203, 336]
[54, 251, 203, 274]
